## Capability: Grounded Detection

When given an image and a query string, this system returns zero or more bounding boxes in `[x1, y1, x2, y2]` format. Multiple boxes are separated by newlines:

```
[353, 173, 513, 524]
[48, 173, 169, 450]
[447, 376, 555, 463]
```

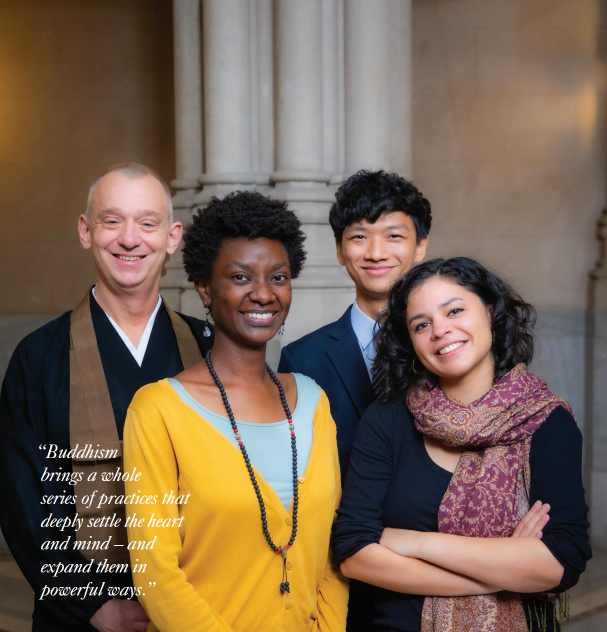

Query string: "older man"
[0, 163, 212, 632]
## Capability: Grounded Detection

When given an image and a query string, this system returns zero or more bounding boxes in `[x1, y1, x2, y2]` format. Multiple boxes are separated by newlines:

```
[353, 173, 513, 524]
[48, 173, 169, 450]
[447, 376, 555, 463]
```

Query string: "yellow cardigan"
[123, 378, 349, 632]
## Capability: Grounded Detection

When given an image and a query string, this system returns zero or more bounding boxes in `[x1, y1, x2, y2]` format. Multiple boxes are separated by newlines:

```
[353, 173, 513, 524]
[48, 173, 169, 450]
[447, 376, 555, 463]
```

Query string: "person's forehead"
[91, 173, 169, 213]
[346, 210, 413, 230]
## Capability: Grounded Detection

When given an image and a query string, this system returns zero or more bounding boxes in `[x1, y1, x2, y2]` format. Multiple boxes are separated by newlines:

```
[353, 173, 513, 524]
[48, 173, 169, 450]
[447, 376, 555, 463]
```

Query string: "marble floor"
[0, 551, 605, 631]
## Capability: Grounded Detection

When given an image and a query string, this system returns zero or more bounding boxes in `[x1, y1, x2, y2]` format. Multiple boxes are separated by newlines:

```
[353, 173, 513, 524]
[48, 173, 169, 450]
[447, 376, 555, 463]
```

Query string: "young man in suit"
[278, 170, 432, 631]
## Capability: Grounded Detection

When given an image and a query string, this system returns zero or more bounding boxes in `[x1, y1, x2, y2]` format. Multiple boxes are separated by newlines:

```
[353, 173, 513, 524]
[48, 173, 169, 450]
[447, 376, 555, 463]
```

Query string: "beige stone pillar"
[272, 0, 331, 189]
[161, 0, 204, 310]
[171, 0, 203, 210]
[389, 0, 412, 176]
[194, 0, 256, 205]
[344, 0, 391, 173]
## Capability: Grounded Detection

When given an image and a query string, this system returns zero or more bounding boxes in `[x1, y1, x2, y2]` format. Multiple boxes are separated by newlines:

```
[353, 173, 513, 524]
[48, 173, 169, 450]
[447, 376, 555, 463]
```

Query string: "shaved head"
[86, 162, 173, 223]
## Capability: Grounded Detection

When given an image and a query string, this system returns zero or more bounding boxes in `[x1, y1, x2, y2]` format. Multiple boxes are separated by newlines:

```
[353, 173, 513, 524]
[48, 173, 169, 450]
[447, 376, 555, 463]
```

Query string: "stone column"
[344, 0, 391, 173]
[389, 0, 412, 176]
[161, 0, 203, 311]
[194, 0, 256, 204]
[272, 0, 330, 190]
[171, 0, 203, 210]
[587, 208, 607, 551]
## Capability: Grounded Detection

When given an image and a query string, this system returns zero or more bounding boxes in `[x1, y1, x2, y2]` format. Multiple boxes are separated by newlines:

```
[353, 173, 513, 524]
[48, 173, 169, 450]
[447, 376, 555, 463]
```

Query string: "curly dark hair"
[183, 191, 306, 281]
[329, 170, 432, 243]
[374, 257, 536, 403]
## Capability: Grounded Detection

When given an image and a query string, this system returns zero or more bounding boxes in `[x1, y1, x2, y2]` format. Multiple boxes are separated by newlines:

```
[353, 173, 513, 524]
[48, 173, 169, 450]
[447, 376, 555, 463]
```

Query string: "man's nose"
[364, 236, 388, 261]
[117, 220, 142, 249]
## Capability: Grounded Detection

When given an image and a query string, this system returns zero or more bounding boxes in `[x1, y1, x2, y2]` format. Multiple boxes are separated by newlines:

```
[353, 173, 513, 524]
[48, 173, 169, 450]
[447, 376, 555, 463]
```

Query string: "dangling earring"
[203, 305, 212, 338]
[278, 321, 286, 336]
[412, 357, 423, 374]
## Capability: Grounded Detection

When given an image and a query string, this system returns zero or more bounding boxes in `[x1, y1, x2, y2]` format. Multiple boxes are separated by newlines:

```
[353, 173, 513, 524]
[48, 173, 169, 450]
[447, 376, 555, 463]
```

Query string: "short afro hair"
[183, 190, 307, 282]
[329, 170, 432, 243]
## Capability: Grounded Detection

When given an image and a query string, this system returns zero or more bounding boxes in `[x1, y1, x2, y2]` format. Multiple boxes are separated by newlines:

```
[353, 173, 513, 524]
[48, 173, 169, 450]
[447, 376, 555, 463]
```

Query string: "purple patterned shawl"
[406, 364, 571, 632]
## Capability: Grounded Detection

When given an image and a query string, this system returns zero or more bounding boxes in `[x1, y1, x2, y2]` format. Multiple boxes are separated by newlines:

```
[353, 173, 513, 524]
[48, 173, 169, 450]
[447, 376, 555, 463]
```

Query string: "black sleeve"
[0, 341, 109, 626]
[332, 401, 398, 564]
[278, 345, 298, 373]
[528, 406, 592, 593]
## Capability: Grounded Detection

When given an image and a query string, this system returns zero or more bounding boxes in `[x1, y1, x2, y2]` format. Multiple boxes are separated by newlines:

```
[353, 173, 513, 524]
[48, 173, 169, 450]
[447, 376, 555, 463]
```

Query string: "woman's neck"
[439, 358, 495, 406]
[208, 332, 269, 384]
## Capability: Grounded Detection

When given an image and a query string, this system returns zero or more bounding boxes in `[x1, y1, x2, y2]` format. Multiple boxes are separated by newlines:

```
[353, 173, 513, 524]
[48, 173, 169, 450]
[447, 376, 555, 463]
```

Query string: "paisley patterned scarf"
[406, 364, 571, 632]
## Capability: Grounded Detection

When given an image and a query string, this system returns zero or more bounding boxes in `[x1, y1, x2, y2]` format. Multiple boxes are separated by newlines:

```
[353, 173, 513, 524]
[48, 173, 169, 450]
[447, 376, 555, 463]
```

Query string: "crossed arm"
[331, 404, 584, 599]
[340, 502, 563, 596]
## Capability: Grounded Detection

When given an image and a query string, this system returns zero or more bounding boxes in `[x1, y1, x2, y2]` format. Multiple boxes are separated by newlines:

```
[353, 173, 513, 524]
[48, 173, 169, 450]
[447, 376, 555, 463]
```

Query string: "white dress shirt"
[350, 300, 380, 381]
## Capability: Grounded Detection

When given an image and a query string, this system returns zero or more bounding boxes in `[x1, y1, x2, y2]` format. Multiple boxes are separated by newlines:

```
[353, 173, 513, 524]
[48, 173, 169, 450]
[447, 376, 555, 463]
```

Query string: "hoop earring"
[278, 321, 286, 336]
[203, 305, 212, 338]
[412, 357, 423, 374]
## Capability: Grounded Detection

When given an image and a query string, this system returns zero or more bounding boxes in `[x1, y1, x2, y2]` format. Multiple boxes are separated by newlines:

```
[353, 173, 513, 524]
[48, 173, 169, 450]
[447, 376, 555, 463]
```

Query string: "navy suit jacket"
[278, 305, 377, 632]
[278, 304, 376, 483]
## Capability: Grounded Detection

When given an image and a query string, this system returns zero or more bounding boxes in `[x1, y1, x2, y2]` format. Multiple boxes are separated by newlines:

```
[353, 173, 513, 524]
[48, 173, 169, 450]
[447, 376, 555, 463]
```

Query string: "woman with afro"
[122, 191, 348, 632]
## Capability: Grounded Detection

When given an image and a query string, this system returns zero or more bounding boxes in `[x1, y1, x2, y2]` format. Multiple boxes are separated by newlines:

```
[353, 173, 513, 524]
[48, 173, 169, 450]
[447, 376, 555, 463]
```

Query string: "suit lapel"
[326, 306, 375, 418]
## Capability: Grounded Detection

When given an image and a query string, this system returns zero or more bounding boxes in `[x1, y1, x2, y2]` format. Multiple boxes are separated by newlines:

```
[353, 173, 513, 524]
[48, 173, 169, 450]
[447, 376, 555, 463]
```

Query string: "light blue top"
[350, 300, 379, 380]
[167, 373, 319, 511]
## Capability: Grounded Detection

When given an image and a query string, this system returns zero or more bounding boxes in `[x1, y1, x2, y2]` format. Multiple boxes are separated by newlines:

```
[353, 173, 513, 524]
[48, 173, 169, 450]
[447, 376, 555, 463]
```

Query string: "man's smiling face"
[78, 172, 182, 293]
[336, 211, 428, 303]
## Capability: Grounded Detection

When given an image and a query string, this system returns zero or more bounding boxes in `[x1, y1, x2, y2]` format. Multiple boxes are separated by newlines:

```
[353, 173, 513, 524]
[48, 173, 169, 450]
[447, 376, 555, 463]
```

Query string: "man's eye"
[350, 235, 365, 240]
[389, 234, 404, 239]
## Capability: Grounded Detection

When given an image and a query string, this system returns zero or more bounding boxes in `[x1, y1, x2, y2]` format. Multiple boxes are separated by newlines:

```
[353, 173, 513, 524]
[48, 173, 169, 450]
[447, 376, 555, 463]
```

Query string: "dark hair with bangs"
[329, 170, 432, 243]
[373, 257, 536, 403]
[183, 191, 306, 282]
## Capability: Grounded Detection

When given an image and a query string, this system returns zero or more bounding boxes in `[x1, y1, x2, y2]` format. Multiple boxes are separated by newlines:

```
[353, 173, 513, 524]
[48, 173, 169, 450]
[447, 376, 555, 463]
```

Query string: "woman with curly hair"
[123, 191, 348, 632]
[332, 257, 591, 632]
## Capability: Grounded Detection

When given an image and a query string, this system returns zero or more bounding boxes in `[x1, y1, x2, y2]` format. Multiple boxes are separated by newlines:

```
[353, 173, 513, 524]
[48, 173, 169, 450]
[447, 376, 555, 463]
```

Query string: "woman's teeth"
[245, 312, 273, 320]
[438, 342, 464, 355]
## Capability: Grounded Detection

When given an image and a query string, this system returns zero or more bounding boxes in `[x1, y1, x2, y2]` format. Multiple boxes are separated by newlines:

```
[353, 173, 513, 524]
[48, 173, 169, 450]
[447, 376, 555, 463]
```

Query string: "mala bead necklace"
[205, 349, 298, 595]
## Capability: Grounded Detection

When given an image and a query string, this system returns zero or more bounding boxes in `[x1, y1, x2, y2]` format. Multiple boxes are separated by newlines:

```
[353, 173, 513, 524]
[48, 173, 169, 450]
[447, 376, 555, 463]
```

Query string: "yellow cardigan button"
[286, 518, 292, 526]
[286, 602, 292, 610]
[298, 477, 305, 483]
[287, 562, 293, 570]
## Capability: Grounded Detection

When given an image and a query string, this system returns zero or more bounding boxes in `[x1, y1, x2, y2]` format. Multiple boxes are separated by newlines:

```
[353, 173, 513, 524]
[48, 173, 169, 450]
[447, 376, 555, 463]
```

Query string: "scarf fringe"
[522, 592, 569, 632]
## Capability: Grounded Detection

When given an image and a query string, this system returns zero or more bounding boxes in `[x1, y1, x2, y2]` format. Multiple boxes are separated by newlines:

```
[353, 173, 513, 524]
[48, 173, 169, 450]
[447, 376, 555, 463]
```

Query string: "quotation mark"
[148, 582, 156, 588]
[39, 444, 47, 451]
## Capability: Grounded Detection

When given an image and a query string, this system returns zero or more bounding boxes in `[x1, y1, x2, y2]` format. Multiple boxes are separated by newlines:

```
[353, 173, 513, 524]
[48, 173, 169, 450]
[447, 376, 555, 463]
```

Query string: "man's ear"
[78, 214, 92, 250]
[335, 238, 346, 266]
[414, 236, 428, 263]
[166, 222, 183, 255]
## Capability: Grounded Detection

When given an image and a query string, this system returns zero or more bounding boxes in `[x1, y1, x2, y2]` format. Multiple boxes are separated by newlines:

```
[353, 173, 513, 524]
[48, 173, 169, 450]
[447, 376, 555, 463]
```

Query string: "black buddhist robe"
[0, 292, 212, 631]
